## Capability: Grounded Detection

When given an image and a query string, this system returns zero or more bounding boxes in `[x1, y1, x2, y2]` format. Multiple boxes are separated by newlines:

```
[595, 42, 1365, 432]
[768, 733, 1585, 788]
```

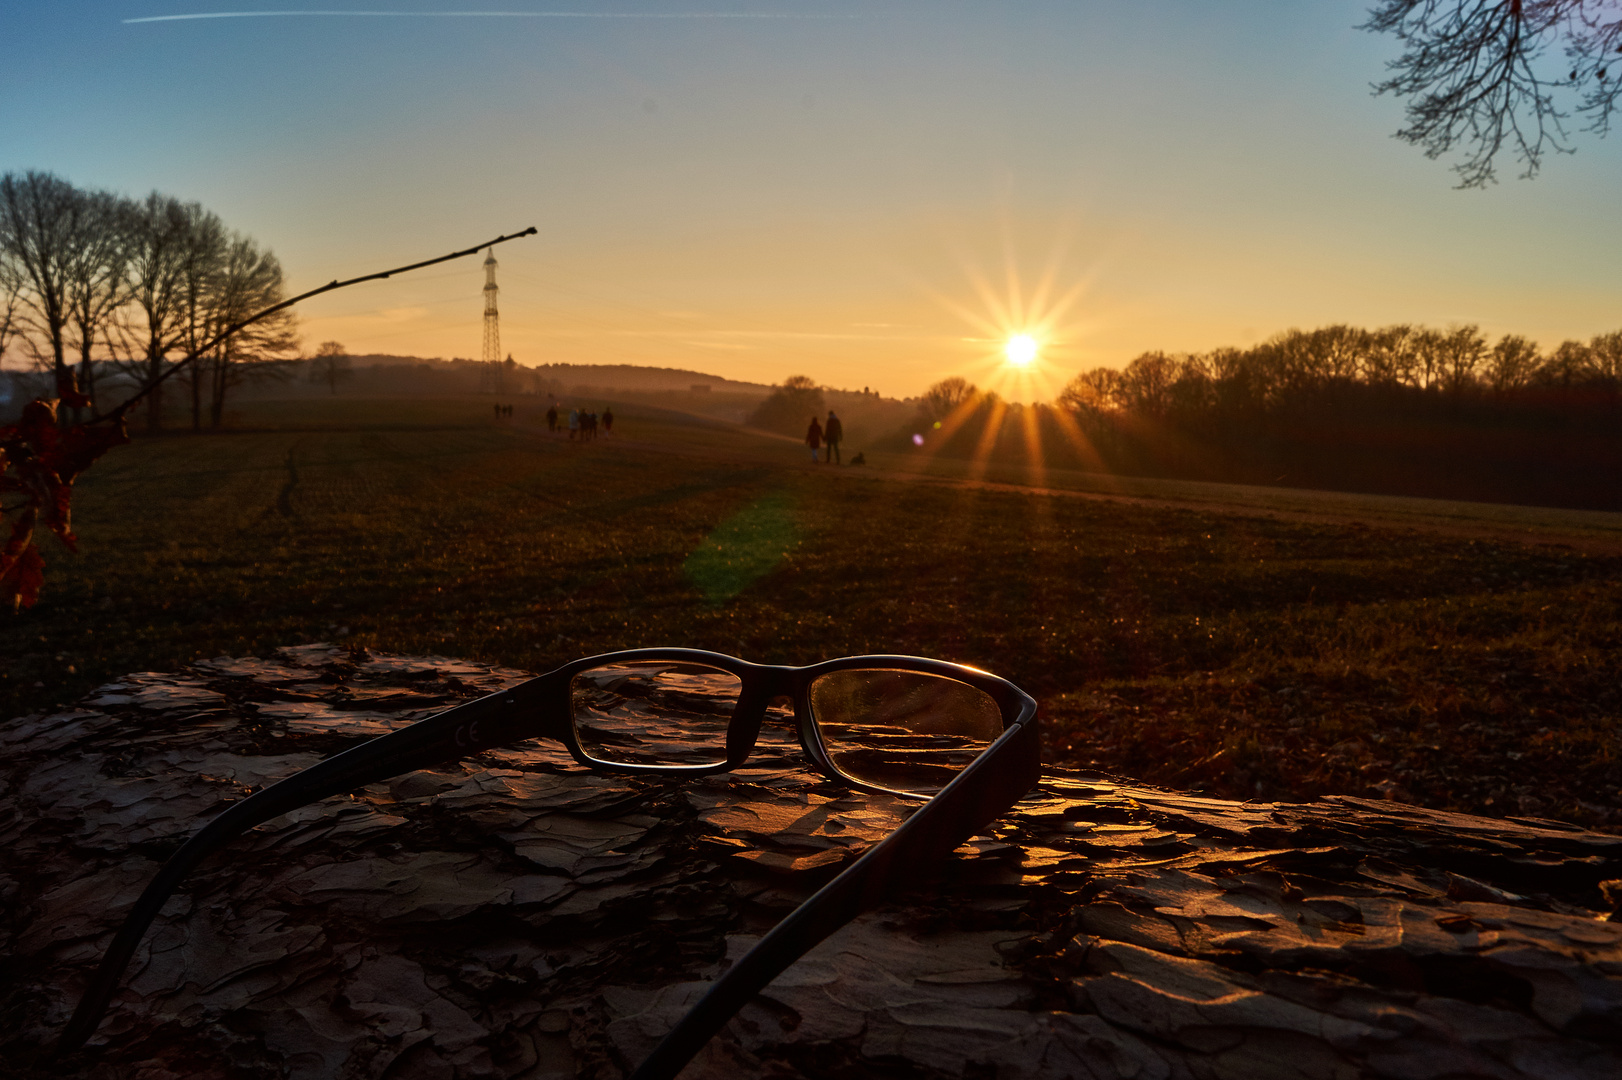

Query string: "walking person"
[805, 415, 823, 463]
[603, 406, 614, 435]
[823, 409, 843, 464]
[546, 404, 558, 433]
[568, 407, 580, 441]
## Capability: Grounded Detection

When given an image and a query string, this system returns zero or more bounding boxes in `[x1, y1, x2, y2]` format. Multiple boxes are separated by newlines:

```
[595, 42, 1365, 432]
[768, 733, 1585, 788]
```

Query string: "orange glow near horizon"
[276, 218, 1126, 406]
[916, 223, 1102, 405]
[894, 227, 1121, 483]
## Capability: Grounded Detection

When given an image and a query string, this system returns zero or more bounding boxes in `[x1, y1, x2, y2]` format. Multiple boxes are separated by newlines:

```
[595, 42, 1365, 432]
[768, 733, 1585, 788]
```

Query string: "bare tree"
[1306, 325, 1371, 382]
[1363, 1, 1622, 186]
[1589, 330, 1622, 382]
[308, 340, 353, 395]
[748, 373, 826, 433]
[0, 243, 21, 372]
[175, 210, 228, 431]
[1435, 324, 1488, 393]
[63, 190, 131, 415]
[0, 171, 83, 397]
[1249, 331, 1318, 397]
[1166, 353, 1214, 416]
[1486, 332, 1542, 390]
[918, 375, 977, 421]
[203, 236, 299, 427]
[1204, 346, 1268, 413]
[1363, 324, 1424, 387]
[108, 194, 204, 432]
[1058, 367, 1123, 417]
[1538, 337, 1595, 386]
[3, 180, 306, 431]
[4, 225, 537, 612]
[1116, 352, 1178, 416]
[1409, 326, 1450, 388]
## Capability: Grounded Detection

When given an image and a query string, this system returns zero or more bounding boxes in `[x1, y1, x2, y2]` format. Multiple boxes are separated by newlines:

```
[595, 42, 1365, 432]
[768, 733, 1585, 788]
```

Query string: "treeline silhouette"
[0, 170, 297, 432]
[899, 325, 1622, 510]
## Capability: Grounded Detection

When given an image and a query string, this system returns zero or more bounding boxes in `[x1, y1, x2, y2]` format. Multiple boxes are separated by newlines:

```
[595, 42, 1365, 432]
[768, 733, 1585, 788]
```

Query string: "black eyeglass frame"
[57, 649, 1041, 1079]
[553, 648, 1033, 795]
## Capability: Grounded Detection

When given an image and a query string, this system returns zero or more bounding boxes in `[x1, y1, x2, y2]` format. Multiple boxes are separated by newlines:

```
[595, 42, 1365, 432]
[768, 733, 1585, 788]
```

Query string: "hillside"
[341, 354, 775, 395]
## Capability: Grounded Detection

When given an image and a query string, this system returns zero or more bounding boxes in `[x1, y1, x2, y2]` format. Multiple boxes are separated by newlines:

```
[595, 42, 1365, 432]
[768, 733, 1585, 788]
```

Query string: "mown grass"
[5, 396, 1620, 830]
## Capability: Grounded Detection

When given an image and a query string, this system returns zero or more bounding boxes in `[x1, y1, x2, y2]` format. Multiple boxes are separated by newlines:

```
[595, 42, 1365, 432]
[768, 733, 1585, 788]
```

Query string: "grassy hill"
[4, 395, 1619, 830]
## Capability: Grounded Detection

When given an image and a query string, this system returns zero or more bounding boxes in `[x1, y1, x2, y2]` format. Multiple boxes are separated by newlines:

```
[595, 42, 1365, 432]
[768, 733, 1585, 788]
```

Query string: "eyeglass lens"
[809, 669, 1002, 795]
[571, 662, 739, 766]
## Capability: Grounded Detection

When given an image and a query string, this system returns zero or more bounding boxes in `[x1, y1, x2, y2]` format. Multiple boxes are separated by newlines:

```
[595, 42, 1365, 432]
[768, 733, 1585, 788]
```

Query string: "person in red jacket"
[804, 416, 823, 462]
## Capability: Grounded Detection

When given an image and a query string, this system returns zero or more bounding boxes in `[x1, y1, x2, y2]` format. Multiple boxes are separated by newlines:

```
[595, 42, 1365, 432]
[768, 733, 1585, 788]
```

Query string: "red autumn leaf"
[46, 484, 77, 552]
[0, 544, 47, 611]
[52, 418, 130, 484]
[1, 396, 129, 609]
[40, 419, 129, 550]
[0, 507, 44, 612]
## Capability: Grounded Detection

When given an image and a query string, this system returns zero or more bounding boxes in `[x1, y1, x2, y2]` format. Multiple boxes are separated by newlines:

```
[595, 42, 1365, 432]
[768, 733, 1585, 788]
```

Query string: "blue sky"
[5, 2, 1619, 399]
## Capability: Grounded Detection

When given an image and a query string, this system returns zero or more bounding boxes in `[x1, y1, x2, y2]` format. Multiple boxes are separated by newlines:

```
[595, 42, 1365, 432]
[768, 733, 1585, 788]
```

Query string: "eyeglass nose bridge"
[721, 666, 816, 767]
[722, 680, 782, 766]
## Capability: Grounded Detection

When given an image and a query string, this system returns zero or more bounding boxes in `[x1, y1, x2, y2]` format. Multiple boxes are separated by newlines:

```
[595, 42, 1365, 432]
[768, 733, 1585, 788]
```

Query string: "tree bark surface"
[3, 646, 1620, 1079]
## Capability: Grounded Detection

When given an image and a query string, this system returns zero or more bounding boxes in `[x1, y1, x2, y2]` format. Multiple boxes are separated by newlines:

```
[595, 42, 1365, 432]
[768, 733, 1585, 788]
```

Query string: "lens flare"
[1004, 334, 1038, 367]
[906, 221, 1115, 492]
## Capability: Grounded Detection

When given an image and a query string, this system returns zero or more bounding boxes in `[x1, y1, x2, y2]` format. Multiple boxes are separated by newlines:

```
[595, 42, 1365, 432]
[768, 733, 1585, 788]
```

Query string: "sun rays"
[908, 222, 1119, 490]
[927, 224, 1096, 404]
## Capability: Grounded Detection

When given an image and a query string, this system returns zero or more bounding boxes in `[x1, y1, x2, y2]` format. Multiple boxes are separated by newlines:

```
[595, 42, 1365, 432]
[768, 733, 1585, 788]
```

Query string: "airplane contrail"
[124, 10, 854, 23]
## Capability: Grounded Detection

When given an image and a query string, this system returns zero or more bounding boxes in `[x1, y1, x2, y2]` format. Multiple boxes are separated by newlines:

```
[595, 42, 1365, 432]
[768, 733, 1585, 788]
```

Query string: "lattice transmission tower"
[481, 248, 500, 366]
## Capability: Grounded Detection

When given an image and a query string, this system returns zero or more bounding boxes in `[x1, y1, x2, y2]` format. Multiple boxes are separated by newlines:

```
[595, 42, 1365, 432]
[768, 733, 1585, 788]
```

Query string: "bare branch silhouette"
[96, 226, 538, 425]
[1364, 1, 1622, 186]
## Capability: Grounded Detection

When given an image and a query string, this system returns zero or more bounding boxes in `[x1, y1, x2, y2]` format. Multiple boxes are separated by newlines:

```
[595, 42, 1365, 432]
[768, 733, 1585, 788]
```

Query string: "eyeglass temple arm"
[628, 712, 1042, 1080]
[56, 676, 560, 1056]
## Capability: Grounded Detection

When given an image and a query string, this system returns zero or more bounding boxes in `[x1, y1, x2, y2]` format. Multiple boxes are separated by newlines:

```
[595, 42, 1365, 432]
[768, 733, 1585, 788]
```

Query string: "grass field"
[5, 395, 1621, 831]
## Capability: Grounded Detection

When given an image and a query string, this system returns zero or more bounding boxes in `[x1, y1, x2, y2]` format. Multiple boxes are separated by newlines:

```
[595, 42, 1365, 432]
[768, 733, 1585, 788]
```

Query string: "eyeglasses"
[59, 649, 1041, 1079]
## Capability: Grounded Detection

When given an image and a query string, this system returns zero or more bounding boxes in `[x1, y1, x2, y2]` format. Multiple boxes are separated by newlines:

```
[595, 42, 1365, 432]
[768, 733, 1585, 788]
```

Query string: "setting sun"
[1005, 334, 1039, 367]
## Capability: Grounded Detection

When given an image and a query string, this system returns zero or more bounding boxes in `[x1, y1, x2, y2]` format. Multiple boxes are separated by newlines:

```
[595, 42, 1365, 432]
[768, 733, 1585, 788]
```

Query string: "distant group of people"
[805, 410, 843, 464]
[546, 403, 613, 441]
[493, 403, 514, 418]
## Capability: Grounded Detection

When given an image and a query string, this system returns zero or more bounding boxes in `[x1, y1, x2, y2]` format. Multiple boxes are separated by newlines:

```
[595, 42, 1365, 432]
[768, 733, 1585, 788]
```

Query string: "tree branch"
[1361, 0, 1622, 186]
[95, 226, 538, 424]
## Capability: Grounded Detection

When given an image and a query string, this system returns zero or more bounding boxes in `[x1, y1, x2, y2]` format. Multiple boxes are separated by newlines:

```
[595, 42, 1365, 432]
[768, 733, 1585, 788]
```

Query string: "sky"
[4, 2, 1620, 401]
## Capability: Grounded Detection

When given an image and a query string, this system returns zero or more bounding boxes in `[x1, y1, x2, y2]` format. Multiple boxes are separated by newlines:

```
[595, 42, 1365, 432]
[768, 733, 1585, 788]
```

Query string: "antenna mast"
[481, 248, 501, 368]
